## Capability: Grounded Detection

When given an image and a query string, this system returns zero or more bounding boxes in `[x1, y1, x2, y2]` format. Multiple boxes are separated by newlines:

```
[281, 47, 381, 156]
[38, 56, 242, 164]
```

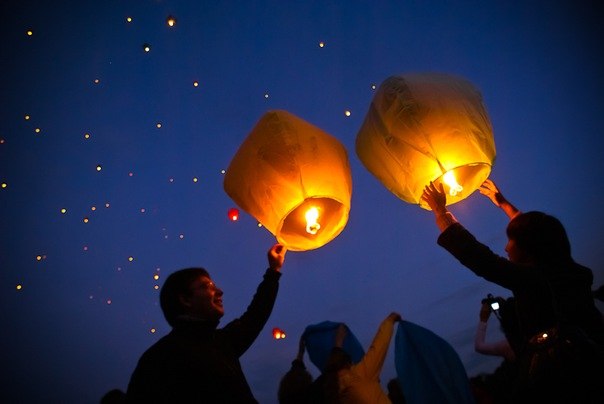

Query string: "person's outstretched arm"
[421, 182, 458, 232]
[353, 312, 401, 379]
[224, 243, 287, 356]
[479, 179, 520, 219]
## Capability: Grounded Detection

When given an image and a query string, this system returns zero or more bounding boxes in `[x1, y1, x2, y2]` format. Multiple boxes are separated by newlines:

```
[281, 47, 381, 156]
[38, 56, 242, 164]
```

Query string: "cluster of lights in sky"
[6, 12, 360, 339]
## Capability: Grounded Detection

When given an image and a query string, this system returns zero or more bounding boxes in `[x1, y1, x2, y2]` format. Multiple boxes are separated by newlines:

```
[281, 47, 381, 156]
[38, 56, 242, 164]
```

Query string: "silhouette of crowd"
[103, 179, 603, 403]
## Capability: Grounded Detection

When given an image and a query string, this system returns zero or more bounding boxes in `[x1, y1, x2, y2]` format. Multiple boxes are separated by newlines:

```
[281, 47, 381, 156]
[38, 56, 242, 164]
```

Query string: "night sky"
[1, 1, 603, 403]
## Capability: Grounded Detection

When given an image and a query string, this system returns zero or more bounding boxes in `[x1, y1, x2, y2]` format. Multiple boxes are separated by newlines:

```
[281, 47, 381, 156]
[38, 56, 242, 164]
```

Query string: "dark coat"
[126, 269, 281, 403]
[438, 223, 603, 344]
[438, 223, 604, 402]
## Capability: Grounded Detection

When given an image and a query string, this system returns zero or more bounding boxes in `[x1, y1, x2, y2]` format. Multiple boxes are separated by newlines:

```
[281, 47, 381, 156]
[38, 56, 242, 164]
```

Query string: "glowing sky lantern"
[227, 208, 239, 221]
[224, 110, 352, 251]
[273, 327, 286, 339]
[356, 73, 496, 209]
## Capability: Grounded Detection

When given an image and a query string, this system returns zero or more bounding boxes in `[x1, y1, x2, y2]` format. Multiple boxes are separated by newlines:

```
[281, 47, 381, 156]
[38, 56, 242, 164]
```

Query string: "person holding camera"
[422, 179, 604, 403]
[475, 296, 516, 363]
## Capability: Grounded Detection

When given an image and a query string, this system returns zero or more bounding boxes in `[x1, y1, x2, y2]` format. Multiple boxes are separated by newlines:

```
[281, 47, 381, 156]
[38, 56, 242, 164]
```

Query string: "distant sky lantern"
[166, 15, 177, 27]
[273, 327, 286, 339]
[355, 73, 496, 209]
[227, 208, 239, 221]
[143, 43, 151, 52]
[224, 110, 352, 251]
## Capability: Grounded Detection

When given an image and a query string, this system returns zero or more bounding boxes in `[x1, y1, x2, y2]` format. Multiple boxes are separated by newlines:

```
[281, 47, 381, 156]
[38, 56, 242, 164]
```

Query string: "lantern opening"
[305, 207, 321, 235]
[443, 171, 463, 196]
[277, 197, 348, 251]
[420, 162, 492, 210]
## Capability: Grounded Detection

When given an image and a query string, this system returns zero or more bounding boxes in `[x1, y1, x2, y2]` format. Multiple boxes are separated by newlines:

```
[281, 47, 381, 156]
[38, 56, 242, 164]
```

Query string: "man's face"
[181, 275, 224, 321]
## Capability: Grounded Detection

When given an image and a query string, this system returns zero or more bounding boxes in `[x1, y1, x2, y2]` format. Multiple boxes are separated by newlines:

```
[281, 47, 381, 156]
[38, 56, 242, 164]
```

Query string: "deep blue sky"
[1, 1, 603, 402]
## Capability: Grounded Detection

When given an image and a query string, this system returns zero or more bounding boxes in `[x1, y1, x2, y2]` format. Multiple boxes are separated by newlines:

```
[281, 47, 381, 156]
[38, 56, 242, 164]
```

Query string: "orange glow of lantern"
[227, 208, 239, 221]
[273, 327, 286, 339]
[223, 110, 352, 251]
[356, 73, 496, 209]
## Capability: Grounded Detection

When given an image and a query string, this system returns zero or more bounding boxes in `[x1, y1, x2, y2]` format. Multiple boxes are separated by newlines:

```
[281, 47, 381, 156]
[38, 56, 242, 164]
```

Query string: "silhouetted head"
[505, 211, 571, 264]
[278, 359, 313, 404]
[160, 267, 224, 327]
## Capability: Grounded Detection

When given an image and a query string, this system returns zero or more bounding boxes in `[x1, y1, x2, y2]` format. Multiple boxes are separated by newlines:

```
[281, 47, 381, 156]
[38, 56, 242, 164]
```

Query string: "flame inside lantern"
[305, 207, 321, 235]
[442, 170, 463, 196]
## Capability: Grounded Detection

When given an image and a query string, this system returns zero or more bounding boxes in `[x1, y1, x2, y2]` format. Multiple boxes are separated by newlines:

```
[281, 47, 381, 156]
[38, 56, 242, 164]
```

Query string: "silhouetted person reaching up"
[278, 335, 314, 404]
[422, 179, 604, 403]
[126, 243, 287, 403]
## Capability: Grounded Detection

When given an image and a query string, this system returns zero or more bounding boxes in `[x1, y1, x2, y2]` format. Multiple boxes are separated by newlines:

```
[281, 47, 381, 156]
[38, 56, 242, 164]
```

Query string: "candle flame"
[305, 207, 321, 234]
[443, 171, 463, 196]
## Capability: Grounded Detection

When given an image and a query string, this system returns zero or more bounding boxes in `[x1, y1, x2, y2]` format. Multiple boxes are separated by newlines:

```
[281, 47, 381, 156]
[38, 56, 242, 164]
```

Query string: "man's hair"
[506, 211, 572, 264]
[160, 267, 210, 327]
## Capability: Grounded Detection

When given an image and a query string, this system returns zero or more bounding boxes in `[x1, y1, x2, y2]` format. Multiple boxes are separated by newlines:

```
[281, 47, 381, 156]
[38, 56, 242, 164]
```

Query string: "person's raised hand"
[479, 179, 504, 207]
[421, 181, 447, 214]
[268, 243, 287, 272]
[388, 312, 402, 322]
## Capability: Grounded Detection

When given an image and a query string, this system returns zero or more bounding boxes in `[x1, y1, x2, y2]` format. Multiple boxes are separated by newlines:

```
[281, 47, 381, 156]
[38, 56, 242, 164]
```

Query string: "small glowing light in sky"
[143, 43, 151, 52]
[156, 122, 162, 128]
[319, 41, 325, 47]
[273, 327, 286, 339]
[94, 78, 100, 84]
[36, 255, 42, 261]
[221, 169, 226, 174]
[264, 93, 269, 99]
[371, 83, 376, 90]
[25, 115, 30, 120]
[228, 208, 239, 221]
[0, 139, 5, 144]
[16, 284, 23, 290]
[83, 217, 89, 223]
[140, 208, 146, 213]
[179, 234, 184, 239]
[96, 165, 102, 171]
[35, 128, 41, 133]
[257, 222, 263, 228]
[192, 177, 198, 183]
[105, 203, 110, 208]
[91, 206, 96, 211]
[166, 16, 177, 27]
[107, 300, 112, 305]
[60, 208, 67, 214]
[169, 178, 174, 183]
[344, 110, 351, 117]
[27, 30, 33, 36]
[83, 246, 88, 251]
[126, 16, 133, 23]
[153, 274, 160, 280]
[128, 256, 134, 262]
[84, 133, 90, 139]
[193, 81, 199, 87]
[1, 182, 7, 189]
[150, 328, 156, 333]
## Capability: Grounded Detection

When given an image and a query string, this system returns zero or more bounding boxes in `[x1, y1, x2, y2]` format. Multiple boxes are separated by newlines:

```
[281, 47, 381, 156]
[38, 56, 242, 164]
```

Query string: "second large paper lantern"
[224, 110, 352, 251]
[356, 73, 496, 209]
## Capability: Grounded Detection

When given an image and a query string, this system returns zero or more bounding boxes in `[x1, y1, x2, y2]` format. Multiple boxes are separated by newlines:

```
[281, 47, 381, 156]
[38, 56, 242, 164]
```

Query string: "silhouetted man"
[126, 243, 287, 403]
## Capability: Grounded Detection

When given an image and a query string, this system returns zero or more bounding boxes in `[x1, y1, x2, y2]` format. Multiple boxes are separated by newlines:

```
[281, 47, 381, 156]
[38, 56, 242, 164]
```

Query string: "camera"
[482, 293, 500, 312]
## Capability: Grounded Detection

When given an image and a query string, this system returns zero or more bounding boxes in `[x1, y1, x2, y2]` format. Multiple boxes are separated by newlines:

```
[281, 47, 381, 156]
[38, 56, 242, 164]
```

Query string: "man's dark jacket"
[126, 268, 281, 403]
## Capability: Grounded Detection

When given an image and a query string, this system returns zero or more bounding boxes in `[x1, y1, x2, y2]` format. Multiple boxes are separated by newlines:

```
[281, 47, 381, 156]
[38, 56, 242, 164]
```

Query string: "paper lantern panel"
[356, 73, 496, 209]
[224, 110, 352, 251]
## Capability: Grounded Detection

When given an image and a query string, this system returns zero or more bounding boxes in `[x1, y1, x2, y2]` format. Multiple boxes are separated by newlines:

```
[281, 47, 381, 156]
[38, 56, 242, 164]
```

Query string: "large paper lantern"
[356, 73, 496, 209]
[223, 110, 352, 251]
